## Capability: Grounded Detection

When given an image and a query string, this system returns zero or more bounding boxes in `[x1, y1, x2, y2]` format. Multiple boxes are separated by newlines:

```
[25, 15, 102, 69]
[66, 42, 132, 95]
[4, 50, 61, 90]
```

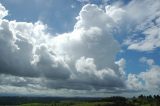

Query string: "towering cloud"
[0, 0, 160, 96]
[0, 3, 127, 96]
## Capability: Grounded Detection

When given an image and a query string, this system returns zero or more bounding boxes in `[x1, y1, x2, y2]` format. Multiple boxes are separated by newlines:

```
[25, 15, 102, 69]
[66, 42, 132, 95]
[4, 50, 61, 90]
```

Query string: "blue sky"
[0, 0, 159, 96]
[0, 0, 82, 33]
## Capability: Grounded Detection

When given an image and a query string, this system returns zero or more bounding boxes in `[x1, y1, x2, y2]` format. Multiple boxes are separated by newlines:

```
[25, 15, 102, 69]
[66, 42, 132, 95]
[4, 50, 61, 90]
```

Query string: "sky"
[0, 0, 159, 97]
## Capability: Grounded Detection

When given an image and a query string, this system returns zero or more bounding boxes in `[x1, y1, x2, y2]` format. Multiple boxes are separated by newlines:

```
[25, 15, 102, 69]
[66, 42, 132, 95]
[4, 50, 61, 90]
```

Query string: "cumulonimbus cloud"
[0, 0, 160, 96]
[0, 2, 127, 95]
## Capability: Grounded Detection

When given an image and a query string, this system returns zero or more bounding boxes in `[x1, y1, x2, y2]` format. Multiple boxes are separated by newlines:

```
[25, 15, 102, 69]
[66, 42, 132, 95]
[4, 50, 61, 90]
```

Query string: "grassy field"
[19, 99, 160, 106]
[20, 102, 115, 106]
[0, 95, 159, 106]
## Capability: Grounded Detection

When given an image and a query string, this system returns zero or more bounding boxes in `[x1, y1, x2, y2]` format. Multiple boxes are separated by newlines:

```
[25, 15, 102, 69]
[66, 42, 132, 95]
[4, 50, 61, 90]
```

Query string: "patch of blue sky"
[116, 46, 160, 74]
[116, 29, 160, 74]
[0, 0, 82, 33]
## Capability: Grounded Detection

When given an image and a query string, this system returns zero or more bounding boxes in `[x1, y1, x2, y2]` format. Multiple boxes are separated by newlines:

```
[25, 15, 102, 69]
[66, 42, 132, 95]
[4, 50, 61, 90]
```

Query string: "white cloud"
[127, 26, 160, 51]
[74, 57, 125, 89]
[105, 5, 126, 23]
[75, 57, 97, 74]
[139, 57, 154, 66]
[127, 74, 143, 91]
[115, 58, 126, 79]
[122, 0, 160, 51]
[127, 57, 160, 92]
[0, 3, 8, 19]
[0, 3, 128, 95]
[140, 65, 160, 90]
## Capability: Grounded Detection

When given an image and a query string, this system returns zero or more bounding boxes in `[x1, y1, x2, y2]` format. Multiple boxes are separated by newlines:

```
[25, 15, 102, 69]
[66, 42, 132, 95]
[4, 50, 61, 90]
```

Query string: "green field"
[19, 95, 160, 106]
[0, 95, 159, 106]
[19, 101, 160, 106]
[20, 102, 113, 106]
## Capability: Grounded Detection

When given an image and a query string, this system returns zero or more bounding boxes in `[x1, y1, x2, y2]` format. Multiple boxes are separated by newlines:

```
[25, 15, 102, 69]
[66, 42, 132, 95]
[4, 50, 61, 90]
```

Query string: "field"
[0, 95, 159, 106]
[20, 102, 113, 106]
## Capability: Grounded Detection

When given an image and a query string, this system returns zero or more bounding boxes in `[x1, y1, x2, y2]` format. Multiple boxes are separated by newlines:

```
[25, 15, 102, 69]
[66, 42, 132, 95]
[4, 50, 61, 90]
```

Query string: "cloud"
[0, 2, 129, 96]
[127, 26, 160, 51]
[0, 19, 70, 78]
[127, 57, 160, 93]
[74, 57, 125, 89]
[139, 65, 160, 90]
[127, 74, 143, 91]
[0, 3, 8, 19]
[139, 57, 154, 66]
[115, 58, 126, 79]
[122, 0, 160, 51]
